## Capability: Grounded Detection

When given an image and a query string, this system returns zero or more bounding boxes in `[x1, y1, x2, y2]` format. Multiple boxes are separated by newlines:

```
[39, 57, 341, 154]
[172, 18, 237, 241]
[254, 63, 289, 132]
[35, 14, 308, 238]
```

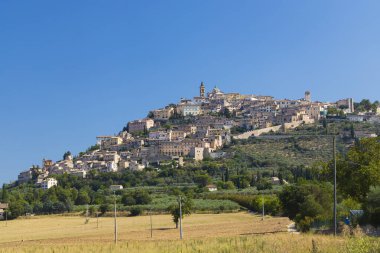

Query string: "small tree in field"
[168, 196, 193, 229]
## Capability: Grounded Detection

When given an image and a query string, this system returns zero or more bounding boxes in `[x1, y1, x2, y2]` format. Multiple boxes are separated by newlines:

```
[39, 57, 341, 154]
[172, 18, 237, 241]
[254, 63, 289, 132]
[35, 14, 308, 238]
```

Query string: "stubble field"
[0, 212, 378, 253]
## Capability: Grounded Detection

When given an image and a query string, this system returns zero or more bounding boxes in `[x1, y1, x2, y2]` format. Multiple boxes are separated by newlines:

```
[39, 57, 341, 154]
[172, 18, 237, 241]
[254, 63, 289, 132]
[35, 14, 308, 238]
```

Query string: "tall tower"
[305, 91, 311, 102]
[200, 82, 205, 98]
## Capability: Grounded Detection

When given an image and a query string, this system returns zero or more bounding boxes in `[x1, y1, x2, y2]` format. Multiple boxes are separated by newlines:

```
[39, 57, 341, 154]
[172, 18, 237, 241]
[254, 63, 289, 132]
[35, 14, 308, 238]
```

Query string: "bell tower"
[200, 82, 205, 98]
[305, 91, 311, 102]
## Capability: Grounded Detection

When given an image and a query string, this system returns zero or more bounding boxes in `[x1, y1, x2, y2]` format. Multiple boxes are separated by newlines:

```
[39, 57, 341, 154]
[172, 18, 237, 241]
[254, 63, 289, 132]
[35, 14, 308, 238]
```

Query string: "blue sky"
[1, 1, 380, 184]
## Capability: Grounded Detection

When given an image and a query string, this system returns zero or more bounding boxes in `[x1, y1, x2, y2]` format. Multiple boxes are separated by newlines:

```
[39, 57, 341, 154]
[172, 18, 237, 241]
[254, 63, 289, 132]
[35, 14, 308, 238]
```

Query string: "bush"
[217, 181, 235, 190]
[134, 190, 152, 205]
[363, 187, 380, 226]
[9, 200, 26, 218]
[256, 179, 272, 191]
[279, 182, 333, 231]
[296, 216, 314, 232]
[52, 201, 66, 213]
[251, 195, 281, 215]
[99, 204, 111, 215]
[88, 205, 97, 215]
[121, 195, 136, 206]
[122, 190, 152, 206]
[205, 193, 280, 215]
[130, 207, 143, 216]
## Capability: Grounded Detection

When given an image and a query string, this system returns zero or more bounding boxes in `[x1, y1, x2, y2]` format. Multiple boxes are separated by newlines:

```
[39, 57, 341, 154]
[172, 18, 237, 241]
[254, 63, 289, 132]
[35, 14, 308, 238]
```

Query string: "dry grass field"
[0, 213, 378, 253]
[0, 213, 289, 244]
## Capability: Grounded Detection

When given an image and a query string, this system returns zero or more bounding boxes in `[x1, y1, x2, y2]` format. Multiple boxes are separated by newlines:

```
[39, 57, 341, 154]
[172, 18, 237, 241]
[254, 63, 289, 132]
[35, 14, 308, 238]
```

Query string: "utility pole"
[262, 194, 265, 221]
[85, 204, 89, 223]
[5, 210, 7, 227]
[96, 212, 99, 229]
[114, 191, 117, 244]
[150, 211, 153, 238]
[179, 196, 183, 240]
[333, 134, 337, 236]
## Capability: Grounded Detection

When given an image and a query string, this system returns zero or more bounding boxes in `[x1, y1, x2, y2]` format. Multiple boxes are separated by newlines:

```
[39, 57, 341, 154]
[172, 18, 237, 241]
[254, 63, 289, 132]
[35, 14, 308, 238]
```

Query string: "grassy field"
[0, 213, 379, 253]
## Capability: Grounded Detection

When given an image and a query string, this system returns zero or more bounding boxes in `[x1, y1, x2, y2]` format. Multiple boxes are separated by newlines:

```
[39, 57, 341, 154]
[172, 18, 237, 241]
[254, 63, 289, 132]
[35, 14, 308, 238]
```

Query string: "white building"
[41, 178, 58, 190]
[106, 161, 118, 172]
[70, 170, 87, 178]
[110, 185, 123, 191]
[128, 118, 154, 133]
[190, 147, 204, 161]
[206, 184, 218, 192]
[0, 203, 9, 220]
[347, 115, 366, 122]
[177, 103, 202, 116]
[129, 160, 145, 171]
[149, 130, 172, 141]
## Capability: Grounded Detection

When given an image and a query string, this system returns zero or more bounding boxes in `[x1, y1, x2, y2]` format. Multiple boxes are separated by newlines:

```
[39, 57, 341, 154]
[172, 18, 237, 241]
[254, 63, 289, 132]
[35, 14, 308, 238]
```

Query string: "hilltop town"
[16, 83, 379, 189]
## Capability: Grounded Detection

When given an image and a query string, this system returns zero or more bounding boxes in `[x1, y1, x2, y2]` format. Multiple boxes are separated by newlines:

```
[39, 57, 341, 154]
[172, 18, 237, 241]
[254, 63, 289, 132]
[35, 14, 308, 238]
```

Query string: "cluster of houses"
[17, 83, 369, 187]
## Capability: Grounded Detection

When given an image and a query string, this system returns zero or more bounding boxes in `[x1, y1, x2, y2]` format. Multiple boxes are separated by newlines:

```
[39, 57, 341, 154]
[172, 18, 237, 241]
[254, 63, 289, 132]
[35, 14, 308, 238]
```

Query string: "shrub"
[99, 204, 111, 215]
[256, 179, 272, 191]
[122, 190, 152, 206]
[296, 216, 314, 232]
[279, 182, 333, 231]
[121, 195, 136, 206]
[134, 190, 152, 205]
[88, 205, 97, 215]
[130, 207, 143, 216]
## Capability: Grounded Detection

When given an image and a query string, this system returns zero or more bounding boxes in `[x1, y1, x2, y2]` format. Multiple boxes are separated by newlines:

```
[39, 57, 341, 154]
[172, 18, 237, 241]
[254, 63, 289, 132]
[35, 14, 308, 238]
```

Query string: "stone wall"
[233, 120, 314, 140]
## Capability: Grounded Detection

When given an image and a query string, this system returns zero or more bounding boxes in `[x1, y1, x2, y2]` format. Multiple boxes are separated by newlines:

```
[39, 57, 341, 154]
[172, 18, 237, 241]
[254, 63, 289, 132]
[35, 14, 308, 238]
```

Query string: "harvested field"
[1, 213, 379, 253]
[0, 212, 289, 245]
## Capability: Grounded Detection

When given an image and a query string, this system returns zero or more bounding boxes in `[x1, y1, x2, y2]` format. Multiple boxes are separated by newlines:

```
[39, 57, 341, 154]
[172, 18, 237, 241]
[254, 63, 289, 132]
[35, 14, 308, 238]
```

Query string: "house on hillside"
[0, 203, 9, 220]
[41, 178, 58, 190]
[206, 184, 218, 192]
[110, 185, 123, 191]
[271, 177, 281, 185]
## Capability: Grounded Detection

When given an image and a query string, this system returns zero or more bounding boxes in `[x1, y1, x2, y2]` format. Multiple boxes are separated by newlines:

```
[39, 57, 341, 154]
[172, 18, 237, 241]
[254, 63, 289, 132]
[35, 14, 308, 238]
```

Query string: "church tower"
[305, 91, 311, 102]
[200, 82, 205, 98]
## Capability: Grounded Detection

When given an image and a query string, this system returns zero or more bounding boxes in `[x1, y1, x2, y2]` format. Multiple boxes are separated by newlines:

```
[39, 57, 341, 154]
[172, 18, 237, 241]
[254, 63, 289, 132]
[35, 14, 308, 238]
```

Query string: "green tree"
[88, 205, 97, 216]
[338, 197, 361, 218]
[75, 190, 91, 205]
[363, 187, 380, 226]
[336, 137, 380, 201]
[217, 181, 235, 190]
[9, 200, 26, 218]
[168, 196, 193, 229]
[130, 207, 142, 216]
[121, 195, 136, 206]
[279, 182, 333, 231]
[255, 179, 272, 191]
[221, 107, 232, 118]
[43, 200, 54, 214]
[52, 202, 66, 213]
[1, 184, 9, 202]
[63, 151, 72, 160]
[99, 204, 111, 215]
[133, 190, 152, 205]
[194, 174, 211, 187]
[147, 111, 154, 119]
[350, 123, 355, 139]
[327, 107, 339, 116]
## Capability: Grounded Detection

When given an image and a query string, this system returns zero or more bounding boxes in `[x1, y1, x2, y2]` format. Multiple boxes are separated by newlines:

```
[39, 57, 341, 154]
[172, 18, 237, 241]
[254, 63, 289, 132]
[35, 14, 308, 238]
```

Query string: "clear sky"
[1, 1, 380, 184]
